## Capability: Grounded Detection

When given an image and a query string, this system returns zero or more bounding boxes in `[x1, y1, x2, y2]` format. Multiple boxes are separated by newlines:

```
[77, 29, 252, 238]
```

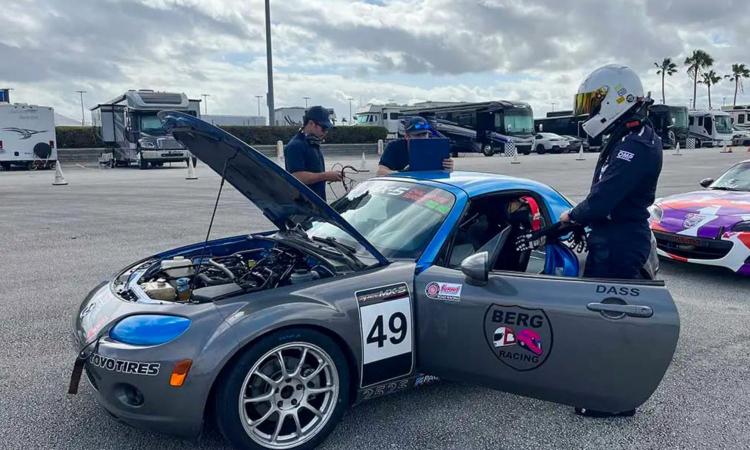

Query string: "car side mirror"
[461, 251, 489, 286]
[699, 178, 714, 188]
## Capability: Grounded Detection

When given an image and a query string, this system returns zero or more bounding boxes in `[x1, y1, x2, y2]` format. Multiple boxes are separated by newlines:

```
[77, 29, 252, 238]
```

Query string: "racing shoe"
[574, 407, 636, 418]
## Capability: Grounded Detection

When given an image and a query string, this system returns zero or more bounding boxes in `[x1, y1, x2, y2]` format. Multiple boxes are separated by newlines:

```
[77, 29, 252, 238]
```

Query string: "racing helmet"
[574, 64, 644, 138]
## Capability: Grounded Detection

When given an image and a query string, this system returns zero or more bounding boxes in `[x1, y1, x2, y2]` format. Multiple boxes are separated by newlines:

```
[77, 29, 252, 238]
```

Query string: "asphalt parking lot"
[1, 148, 749, 449]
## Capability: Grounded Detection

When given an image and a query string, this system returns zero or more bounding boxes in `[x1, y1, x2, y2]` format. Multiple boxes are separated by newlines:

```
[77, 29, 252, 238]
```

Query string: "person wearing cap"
[284, 106, 343, 200]
[376, 117, 454, 176]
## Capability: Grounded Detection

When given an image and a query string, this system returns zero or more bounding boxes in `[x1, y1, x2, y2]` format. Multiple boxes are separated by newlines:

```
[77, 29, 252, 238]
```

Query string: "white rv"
[687, 110, 733, 148]
[721, 105, 750, 131]
[91, 90, 200, 169]
[0, 97, 57, 170]
[354, 104, 403, 139]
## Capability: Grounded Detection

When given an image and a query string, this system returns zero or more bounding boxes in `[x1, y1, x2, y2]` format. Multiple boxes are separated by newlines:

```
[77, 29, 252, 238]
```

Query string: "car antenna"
[189, 158, 229, 293]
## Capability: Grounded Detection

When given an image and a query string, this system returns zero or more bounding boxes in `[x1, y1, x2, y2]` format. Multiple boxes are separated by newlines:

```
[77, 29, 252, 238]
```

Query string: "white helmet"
[574, 64, 645, 138]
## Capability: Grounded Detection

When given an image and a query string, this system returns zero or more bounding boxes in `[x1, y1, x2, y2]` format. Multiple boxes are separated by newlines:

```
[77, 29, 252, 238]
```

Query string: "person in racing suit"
[559, 64, 662, 280]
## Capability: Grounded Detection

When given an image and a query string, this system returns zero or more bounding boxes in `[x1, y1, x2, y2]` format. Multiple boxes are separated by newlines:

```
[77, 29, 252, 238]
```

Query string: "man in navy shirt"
[284, 106, 342, 200]
[377, 117, 454, 176]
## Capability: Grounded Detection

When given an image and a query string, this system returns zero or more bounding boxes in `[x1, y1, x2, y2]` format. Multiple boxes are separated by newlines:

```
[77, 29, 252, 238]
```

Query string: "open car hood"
[159, 111, 388, 266]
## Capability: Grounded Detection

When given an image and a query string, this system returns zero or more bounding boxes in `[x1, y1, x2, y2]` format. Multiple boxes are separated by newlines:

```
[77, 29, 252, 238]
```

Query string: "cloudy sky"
[1, 0, 748, 124]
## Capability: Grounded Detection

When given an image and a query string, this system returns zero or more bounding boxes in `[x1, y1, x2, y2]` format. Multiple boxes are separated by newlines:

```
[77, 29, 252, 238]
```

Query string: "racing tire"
[215, 328, 350, 450]
[535, 144, 546, 155]
[482, 145, 495, 157]
[522, 148, 531, 155]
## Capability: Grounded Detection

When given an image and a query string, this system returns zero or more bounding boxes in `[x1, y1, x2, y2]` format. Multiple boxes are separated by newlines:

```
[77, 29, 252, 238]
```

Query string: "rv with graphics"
[0, 90, 57, 170]
[649, 105, 689, 149]
[687, 110, 733, 148]
[91, 90, 200, 169]
[400, 101, 535, 156]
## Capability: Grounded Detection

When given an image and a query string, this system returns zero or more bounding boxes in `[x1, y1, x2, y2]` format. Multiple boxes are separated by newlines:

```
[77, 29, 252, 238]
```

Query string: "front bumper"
[140, 150, 189, 161]
[71, 283, 225, 438]
[653, 230, 750, 275]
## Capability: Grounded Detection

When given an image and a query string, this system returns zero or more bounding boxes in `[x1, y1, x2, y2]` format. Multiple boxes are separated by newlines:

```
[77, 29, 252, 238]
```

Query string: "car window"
[739, 114, 745, 124]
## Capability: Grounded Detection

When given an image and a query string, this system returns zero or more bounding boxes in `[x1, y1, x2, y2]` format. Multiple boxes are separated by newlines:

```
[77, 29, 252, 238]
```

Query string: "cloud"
[1, 0, 748, 122]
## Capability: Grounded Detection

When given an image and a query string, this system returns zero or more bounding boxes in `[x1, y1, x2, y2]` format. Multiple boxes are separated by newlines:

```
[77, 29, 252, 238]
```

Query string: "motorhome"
[687, 110, 733, 148]
[91, 90, 200, 169]
[0, 89, 57, 170]
[721, 105, 750, 131]
[649, 105, 689, 149]
[354, 104, 403, 139]
[400, 101, 535, 156]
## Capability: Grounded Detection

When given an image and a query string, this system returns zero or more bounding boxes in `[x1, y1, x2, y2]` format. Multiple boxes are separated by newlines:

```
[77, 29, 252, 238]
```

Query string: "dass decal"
[484, 304, 553, 371]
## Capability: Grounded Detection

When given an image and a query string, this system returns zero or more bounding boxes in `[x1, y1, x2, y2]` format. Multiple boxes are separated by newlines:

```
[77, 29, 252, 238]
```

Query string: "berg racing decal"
[356, 282, 414, 387]
[484, 304, 553, 371]
[89, 353, 160, 376]
[424, 281, 462, 302]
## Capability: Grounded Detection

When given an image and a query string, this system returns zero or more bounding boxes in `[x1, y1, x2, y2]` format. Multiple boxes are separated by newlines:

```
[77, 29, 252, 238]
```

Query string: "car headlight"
[733, 221, 750, 232]
[138, 138, 156, 149]
[648, 204, 663, 222]
[110, 315, 191, 346]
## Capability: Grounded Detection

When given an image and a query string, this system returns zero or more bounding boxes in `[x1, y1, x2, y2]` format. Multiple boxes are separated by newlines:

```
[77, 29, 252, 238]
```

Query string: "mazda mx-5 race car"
[70, 112, 679, 450]
[649, 160, 750, 275]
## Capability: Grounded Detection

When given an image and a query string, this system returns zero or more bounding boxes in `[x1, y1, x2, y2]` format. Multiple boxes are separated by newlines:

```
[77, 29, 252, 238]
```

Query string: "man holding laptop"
[377, 117, 454, 175]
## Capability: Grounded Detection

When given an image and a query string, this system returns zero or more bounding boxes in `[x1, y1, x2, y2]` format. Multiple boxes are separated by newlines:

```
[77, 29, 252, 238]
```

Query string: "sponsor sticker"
[89, 353, 160, 376]
[617, 87, 627, 96]
[616, 96, 625, 104]
[424, 282, 462, 302]
[484, 304, 553, 371]
[414, 374, 440, 387]
[683, 213, 705, 228]
[616, 150, 634, 161]
[626, 94, 635, 103]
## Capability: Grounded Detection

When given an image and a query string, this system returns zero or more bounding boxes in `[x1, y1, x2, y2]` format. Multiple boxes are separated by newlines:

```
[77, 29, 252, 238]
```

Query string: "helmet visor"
[574, 87, 608, 117]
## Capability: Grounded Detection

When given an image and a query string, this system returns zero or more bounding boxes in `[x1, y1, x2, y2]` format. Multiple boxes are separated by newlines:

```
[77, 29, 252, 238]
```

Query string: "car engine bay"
[114, 240, 336, 303]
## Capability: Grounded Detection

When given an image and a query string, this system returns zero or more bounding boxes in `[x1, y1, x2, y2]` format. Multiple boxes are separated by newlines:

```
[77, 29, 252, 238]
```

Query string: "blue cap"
[304, 106, 333, 130]
[405, 116, 432, 135]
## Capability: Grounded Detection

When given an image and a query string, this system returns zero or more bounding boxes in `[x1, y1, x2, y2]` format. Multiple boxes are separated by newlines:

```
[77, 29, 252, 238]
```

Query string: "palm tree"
[684, 50, 714, 109]
[699, 70, 722, 109]
[654, 58, 678, 104]
[725, 63, 750, 107]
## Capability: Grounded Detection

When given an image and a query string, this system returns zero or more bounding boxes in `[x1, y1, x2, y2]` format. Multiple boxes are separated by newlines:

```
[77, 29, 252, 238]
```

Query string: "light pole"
[347, 97, 353, 125]
[264, 0, 275, 126]
[303, 97, 310, 108]
[255, 95, 263, 124]
[75, 90, 86, 126]
[550, 102, 557, 112]
[201, 94, 210, 115]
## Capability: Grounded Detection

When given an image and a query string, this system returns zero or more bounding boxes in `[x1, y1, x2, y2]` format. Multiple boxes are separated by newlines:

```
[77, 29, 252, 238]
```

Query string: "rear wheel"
[0, 162, 10, 171]
[536, 144, 546, 155]
[482, 145, 494, 157]
[215, 328, 350, 450]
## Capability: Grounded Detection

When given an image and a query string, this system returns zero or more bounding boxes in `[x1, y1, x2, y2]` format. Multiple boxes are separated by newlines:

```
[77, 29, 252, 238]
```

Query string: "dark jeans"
[583, 223, 650, 279]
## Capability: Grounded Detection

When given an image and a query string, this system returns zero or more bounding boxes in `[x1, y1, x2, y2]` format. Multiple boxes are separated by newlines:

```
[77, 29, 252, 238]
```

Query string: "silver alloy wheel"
[238, 342, 339, 449]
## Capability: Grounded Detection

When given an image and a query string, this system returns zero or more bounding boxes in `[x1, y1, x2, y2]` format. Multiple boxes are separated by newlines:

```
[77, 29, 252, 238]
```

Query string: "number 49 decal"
[356, 283, 414, 387]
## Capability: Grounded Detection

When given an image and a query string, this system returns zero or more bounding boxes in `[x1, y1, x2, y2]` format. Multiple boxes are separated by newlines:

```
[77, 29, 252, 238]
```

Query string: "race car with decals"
[649, 160, 750, 275]
[70, 112, 680, 450]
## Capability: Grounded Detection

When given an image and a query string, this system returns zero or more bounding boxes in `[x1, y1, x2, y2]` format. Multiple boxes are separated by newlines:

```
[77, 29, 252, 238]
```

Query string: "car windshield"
[500, 108, 534, 135]
[711, 162, 750, 191]
[305, 180, 455, 259]
[715, 116, 733, 134]
[139, 114, 167, 135]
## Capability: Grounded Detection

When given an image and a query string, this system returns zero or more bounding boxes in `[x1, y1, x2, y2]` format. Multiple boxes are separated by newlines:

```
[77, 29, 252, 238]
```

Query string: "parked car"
[532, 133, 571, 154]
[561, 135, 591, 153]
[732, 126, 750, 146]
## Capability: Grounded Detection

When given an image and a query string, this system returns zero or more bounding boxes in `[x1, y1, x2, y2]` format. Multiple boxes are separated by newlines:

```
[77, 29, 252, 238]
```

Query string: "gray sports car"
[70, 112, 680, 450]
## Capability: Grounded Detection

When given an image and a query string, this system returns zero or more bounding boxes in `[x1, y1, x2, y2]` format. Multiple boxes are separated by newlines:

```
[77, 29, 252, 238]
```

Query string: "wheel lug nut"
[296, 385, 303, 390]
[291, 399, 298, 406]
[277, 401, 283, 408]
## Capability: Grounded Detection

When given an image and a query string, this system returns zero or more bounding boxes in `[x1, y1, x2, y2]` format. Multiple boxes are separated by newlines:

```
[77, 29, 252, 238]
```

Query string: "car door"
[414, 265, 679, 413]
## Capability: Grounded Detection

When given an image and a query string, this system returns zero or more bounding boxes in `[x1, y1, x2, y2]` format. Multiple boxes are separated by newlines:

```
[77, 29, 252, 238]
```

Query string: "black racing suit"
[569, 123, 662, 279]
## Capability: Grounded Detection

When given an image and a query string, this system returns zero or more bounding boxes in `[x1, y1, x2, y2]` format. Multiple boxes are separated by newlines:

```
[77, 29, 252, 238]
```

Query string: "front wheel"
[215, 328, 350, 450]
[536, 144, 546, 155]
[482, 144, 494, 157]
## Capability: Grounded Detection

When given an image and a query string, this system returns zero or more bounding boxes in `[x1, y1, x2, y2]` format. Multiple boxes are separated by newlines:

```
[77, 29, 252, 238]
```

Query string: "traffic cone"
[360, 152, 367, 170]
[673, 142, 681, 156]
[720, 143, 730, 153]
[511, 148, 520, 164]
[377, 139, 384, 156]
[52, 162, 68, 185]
[185, 157, 198, 180]
[576, 143, 586, 161]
